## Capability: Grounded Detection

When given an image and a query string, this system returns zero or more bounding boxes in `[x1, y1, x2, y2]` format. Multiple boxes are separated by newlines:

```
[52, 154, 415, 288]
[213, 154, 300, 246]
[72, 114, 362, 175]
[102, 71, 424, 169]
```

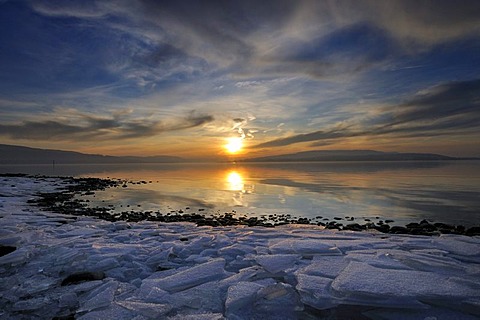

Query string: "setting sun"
[225, 137, 243, 154]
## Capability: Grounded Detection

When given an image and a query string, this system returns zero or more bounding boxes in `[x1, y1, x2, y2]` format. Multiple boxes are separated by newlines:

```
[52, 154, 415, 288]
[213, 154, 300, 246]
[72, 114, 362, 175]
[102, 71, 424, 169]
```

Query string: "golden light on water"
[225, 137, 243, 154]
[226, 171, 243, 191]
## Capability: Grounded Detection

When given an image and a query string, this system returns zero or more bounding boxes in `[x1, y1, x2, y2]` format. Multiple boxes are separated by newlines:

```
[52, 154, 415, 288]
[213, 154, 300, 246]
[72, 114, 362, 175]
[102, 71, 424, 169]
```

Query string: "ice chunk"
[295, 273, 338, 310]
[433, 236, 480, 261]
[331, 261, 479, 308]
[94, 257, 120, 271]
[225, 281, 264, 318]
[78, 280, 118, 312]
[58, 292, 78, 309]
[218, 244, 256, 258]
[54, 247, 85, 266]
[71, 280, 104, 294]
[116, 301, 172, 318]
[57, 227, 107, 238]
[137, 281, 169, 302]
[269, 239, 342, 256]
[168, 281, 224, 313]
[254, 254, 300, 274]
[0, 246, 31, 266]
[297, 256, 349, 279]
[388, 250, 469, 275]
[219, 266, 270, 290]
[145, 248, 174, 268]
[77, 303, 135, 320]
[12, 297, 49, 311]
[254, 282, 303, 319]
[148, 258, 228, 292]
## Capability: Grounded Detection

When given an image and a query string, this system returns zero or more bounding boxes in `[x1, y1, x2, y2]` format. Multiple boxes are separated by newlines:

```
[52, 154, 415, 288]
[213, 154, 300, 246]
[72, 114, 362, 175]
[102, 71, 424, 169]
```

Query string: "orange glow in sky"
[225, 137, 243, 154]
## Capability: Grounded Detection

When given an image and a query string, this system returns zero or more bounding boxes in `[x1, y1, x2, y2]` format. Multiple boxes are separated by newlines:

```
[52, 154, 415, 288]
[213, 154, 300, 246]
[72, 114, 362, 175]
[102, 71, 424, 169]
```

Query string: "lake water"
[1, 161, 480, 227]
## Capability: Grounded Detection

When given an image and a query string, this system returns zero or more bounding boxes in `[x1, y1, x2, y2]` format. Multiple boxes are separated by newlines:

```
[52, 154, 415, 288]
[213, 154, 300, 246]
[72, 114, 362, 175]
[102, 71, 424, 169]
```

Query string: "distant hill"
[243, 150, 467, 162]
[0, 144, 183, 164]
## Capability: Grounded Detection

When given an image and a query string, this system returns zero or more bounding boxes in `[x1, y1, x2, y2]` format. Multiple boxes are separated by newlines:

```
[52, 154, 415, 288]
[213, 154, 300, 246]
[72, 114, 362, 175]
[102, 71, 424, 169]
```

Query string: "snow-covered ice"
[0, 176, 479, 319]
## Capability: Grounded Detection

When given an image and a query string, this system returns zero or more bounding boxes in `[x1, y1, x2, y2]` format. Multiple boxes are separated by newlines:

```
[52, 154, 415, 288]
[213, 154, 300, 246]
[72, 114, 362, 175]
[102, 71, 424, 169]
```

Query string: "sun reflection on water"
[226, 171, 244, 191]
[225, 170, 254, 194]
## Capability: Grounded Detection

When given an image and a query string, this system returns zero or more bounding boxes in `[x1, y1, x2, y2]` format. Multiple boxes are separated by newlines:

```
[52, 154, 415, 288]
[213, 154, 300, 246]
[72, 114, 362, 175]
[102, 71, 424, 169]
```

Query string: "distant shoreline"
[1, 144, 479, 165]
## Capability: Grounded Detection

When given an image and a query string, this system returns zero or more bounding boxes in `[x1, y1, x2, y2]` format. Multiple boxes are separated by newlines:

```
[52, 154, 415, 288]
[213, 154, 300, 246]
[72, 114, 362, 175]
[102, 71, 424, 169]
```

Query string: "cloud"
[27, 0, 480, 83]
[0, 111, 214, 141]
[253, 79, 480, 148]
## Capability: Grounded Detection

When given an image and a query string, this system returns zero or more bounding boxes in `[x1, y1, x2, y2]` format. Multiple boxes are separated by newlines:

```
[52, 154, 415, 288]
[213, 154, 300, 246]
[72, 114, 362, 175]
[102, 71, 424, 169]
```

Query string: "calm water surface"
[2, 161, 479, 227]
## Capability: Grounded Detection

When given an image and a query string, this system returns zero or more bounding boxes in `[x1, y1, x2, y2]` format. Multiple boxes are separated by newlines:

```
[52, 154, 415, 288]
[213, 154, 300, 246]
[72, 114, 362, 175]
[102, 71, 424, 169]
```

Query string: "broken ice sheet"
[331, 261, 480, 308]
[78, 280, 118, 313]
[269, 239, 342, 256]
[116, 300, 172, 318]
[253, 282, 303, 319]
[225, 281, 264, 318]
[298, 256, 349, 278]
[254, 254, 300, 274]
[167, 280, 224, 313]
[145, 258, 229, 293]
[295, 273, 339, 310]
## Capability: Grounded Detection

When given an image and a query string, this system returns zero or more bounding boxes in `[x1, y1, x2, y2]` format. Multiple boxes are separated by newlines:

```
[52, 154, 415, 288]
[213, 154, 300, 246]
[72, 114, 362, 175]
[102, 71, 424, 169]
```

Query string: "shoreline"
[6, 173, 478, 237]
[1, 174, 480, 319]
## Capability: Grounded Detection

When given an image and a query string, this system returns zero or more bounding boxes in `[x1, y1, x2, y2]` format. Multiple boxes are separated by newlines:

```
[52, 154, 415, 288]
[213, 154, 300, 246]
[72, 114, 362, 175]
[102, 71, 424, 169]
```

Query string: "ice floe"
[0, 176, 479, 319]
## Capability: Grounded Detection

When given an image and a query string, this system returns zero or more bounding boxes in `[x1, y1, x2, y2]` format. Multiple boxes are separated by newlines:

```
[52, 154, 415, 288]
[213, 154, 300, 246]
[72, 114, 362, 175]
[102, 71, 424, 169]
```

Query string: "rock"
[343, 223, 365, 232]
[466, 227, 480, 236]
[61, 272, 105, 286]
[0, 245, 16, 257]
[389, 226, 409, 234]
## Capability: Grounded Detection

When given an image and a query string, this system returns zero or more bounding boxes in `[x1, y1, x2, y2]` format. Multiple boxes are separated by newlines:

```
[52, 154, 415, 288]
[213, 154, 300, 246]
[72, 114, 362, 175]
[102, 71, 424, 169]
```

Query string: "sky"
[0, 0, 479, 160]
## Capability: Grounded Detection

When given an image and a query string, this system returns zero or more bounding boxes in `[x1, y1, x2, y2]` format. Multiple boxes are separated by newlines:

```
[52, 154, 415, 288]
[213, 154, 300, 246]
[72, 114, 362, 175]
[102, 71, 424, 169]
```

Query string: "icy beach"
[1, 176, 480, 319]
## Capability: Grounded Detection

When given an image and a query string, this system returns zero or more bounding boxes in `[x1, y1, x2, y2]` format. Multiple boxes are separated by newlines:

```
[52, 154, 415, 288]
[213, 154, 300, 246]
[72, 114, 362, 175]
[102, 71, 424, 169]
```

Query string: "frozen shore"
[1, 176, 479, 319]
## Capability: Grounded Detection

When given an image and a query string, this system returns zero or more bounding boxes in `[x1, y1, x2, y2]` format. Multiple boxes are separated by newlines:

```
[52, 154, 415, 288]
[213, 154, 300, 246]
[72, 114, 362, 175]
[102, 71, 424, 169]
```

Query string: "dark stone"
[385, 219, 394, 223]
[434, 223, 455, 230]
[466, 226, 480, 236]
[390, 226, 409, 234]
[406, 222, 420, 228]
[364, 222, 376, 229]
[343, 223, 365, 231]
[61, 271, 105, 286]
[179, 237, 188, 242]
[52, 315, 75, 320]
[419, 222, 437, 232]
[374, 224, 390, 233]
[0, 245, 16, 257]
[156, 266, 172, 272]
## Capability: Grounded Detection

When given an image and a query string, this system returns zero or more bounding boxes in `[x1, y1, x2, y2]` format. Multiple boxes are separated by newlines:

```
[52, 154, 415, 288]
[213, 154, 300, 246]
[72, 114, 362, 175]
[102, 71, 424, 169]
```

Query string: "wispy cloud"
[0, 110, 213, 141]
[26, 0, 480, 83]
[253, 79, 480, 148]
